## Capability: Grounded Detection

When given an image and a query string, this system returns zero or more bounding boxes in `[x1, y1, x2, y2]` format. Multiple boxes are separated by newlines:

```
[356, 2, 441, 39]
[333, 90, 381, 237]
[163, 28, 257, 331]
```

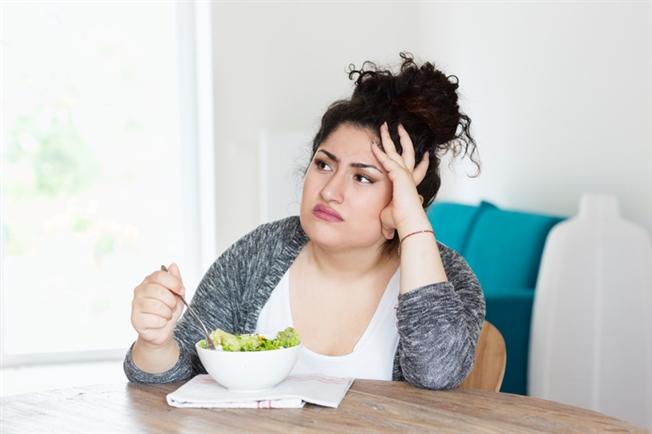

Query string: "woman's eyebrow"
[317, 149, 383, 174]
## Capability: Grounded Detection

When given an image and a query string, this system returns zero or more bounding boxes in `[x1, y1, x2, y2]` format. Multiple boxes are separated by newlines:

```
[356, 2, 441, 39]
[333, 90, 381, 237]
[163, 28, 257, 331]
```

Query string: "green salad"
[198, 326, 301, 351]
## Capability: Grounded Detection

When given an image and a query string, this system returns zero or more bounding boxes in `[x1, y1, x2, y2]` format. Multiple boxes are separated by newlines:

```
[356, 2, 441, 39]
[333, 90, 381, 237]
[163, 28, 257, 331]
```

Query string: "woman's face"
[300, 123, 394, 252]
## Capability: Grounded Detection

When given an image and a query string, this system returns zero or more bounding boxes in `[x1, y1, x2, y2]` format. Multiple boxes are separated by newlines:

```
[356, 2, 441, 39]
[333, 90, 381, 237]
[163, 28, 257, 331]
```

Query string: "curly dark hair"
[302, 52, 480, 257]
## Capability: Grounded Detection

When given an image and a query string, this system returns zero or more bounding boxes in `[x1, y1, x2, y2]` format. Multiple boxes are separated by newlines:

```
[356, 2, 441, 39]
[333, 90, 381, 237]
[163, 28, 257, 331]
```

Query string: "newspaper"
[166, 374, 354, 409]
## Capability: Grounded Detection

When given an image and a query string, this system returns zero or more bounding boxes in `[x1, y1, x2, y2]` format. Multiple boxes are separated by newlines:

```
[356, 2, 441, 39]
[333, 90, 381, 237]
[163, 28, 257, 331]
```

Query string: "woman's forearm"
[131, 337, 180, 374]
[398, 213, 448, 295]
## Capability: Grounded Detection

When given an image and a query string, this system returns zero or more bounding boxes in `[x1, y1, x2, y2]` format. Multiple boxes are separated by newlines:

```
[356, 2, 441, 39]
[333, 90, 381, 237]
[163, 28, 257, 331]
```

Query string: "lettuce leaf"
[198, 326, 301, 351]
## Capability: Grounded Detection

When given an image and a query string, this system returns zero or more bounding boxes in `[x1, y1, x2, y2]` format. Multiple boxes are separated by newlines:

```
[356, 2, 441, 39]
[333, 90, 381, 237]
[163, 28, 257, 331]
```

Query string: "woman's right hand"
[131, 263, 186, 348]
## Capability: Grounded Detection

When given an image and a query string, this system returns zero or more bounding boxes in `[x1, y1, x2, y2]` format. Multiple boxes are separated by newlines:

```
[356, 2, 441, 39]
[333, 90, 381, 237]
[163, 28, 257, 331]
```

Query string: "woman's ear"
[379, 203, 396, 240]
[381, 225, 395, 240]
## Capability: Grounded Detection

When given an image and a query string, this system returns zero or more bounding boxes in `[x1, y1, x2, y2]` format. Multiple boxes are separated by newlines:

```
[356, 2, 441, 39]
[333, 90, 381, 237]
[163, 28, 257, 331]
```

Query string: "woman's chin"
[303, 222, 340, 239]
[301, 219, 381, 251]
[300, 214, 340, 236]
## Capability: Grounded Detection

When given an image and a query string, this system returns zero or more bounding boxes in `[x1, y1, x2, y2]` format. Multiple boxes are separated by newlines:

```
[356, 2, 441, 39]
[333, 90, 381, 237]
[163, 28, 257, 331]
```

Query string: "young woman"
[125, 52, 485, 390]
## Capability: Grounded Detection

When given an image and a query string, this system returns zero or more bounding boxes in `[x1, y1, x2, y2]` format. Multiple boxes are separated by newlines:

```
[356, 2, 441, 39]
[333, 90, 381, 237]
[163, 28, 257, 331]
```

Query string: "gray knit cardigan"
[124, 215, 486, 390]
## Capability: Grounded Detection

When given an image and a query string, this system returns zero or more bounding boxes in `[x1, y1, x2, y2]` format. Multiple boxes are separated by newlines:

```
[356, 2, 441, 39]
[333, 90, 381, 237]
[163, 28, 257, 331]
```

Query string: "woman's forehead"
[319, 124, 379, 157]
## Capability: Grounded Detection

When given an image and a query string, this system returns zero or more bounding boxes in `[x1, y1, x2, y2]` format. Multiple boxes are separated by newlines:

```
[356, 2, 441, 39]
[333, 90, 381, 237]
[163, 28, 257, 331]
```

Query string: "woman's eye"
[354, 174, 373, 184]
[314, 159, 331, 171]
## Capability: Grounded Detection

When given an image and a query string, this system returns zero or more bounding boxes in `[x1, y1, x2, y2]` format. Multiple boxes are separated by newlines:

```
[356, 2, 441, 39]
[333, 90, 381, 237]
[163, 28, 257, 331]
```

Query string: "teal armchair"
[427, 200, 565, 395]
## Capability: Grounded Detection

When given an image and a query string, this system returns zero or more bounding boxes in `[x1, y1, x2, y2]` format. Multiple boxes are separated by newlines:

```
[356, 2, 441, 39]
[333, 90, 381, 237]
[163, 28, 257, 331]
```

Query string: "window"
[1, 2, 215, 365]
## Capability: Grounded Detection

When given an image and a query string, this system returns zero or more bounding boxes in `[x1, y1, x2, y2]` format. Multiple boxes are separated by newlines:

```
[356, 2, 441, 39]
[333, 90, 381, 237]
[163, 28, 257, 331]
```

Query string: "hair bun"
[346, 52, 474, 159]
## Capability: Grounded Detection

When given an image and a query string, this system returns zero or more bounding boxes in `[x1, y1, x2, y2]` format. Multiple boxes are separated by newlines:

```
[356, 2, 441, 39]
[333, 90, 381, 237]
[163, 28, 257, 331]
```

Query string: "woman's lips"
[312, 204, 344, 222]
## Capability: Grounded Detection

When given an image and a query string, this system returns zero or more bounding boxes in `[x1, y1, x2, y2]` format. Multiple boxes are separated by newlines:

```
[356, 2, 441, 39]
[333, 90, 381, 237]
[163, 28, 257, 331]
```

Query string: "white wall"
[422, 2, 652, 233]
[211, 2, 423, 251]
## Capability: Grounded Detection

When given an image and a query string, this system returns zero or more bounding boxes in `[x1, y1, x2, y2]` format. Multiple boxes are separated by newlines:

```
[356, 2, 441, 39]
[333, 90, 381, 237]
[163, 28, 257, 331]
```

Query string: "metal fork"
[160, 265, 216, 350]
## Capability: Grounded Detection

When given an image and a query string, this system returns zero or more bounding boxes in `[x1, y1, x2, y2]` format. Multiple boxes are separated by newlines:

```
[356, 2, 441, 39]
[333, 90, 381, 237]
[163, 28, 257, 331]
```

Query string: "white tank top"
[255, 266, 401, 380]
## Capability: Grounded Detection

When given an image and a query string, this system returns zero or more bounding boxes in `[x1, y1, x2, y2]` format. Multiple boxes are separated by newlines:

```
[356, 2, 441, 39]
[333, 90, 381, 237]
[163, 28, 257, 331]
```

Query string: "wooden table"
[1, 380, 646, 433]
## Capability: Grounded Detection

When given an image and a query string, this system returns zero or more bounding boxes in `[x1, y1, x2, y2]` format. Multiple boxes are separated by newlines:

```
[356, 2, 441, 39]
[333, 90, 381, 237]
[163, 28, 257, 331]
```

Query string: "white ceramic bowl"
[195, 341, 302, 391]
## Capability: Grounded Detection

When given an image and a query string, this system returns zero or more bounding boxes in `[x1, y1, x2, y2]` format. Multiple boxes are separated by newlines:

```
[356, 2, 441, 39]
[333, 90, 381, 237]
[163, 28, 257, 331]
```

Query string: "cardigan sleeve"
[123, 224, 267, 384]
[395, 245, 486, 390]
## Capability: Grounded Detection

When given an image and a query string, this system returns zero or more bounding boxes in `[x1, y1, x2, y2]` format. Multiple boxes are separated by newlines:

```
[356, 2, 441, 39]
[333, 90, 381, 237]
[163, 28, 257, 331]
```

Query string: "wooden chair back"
[459, 321, 507, 392]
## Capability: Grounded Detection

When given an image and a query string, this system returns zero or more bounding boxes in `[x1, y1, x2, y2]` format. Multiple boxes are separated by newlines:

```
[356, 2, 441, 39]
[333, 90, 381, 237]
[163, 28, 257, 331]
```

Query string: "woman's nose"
[320, 171, 345, 203]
